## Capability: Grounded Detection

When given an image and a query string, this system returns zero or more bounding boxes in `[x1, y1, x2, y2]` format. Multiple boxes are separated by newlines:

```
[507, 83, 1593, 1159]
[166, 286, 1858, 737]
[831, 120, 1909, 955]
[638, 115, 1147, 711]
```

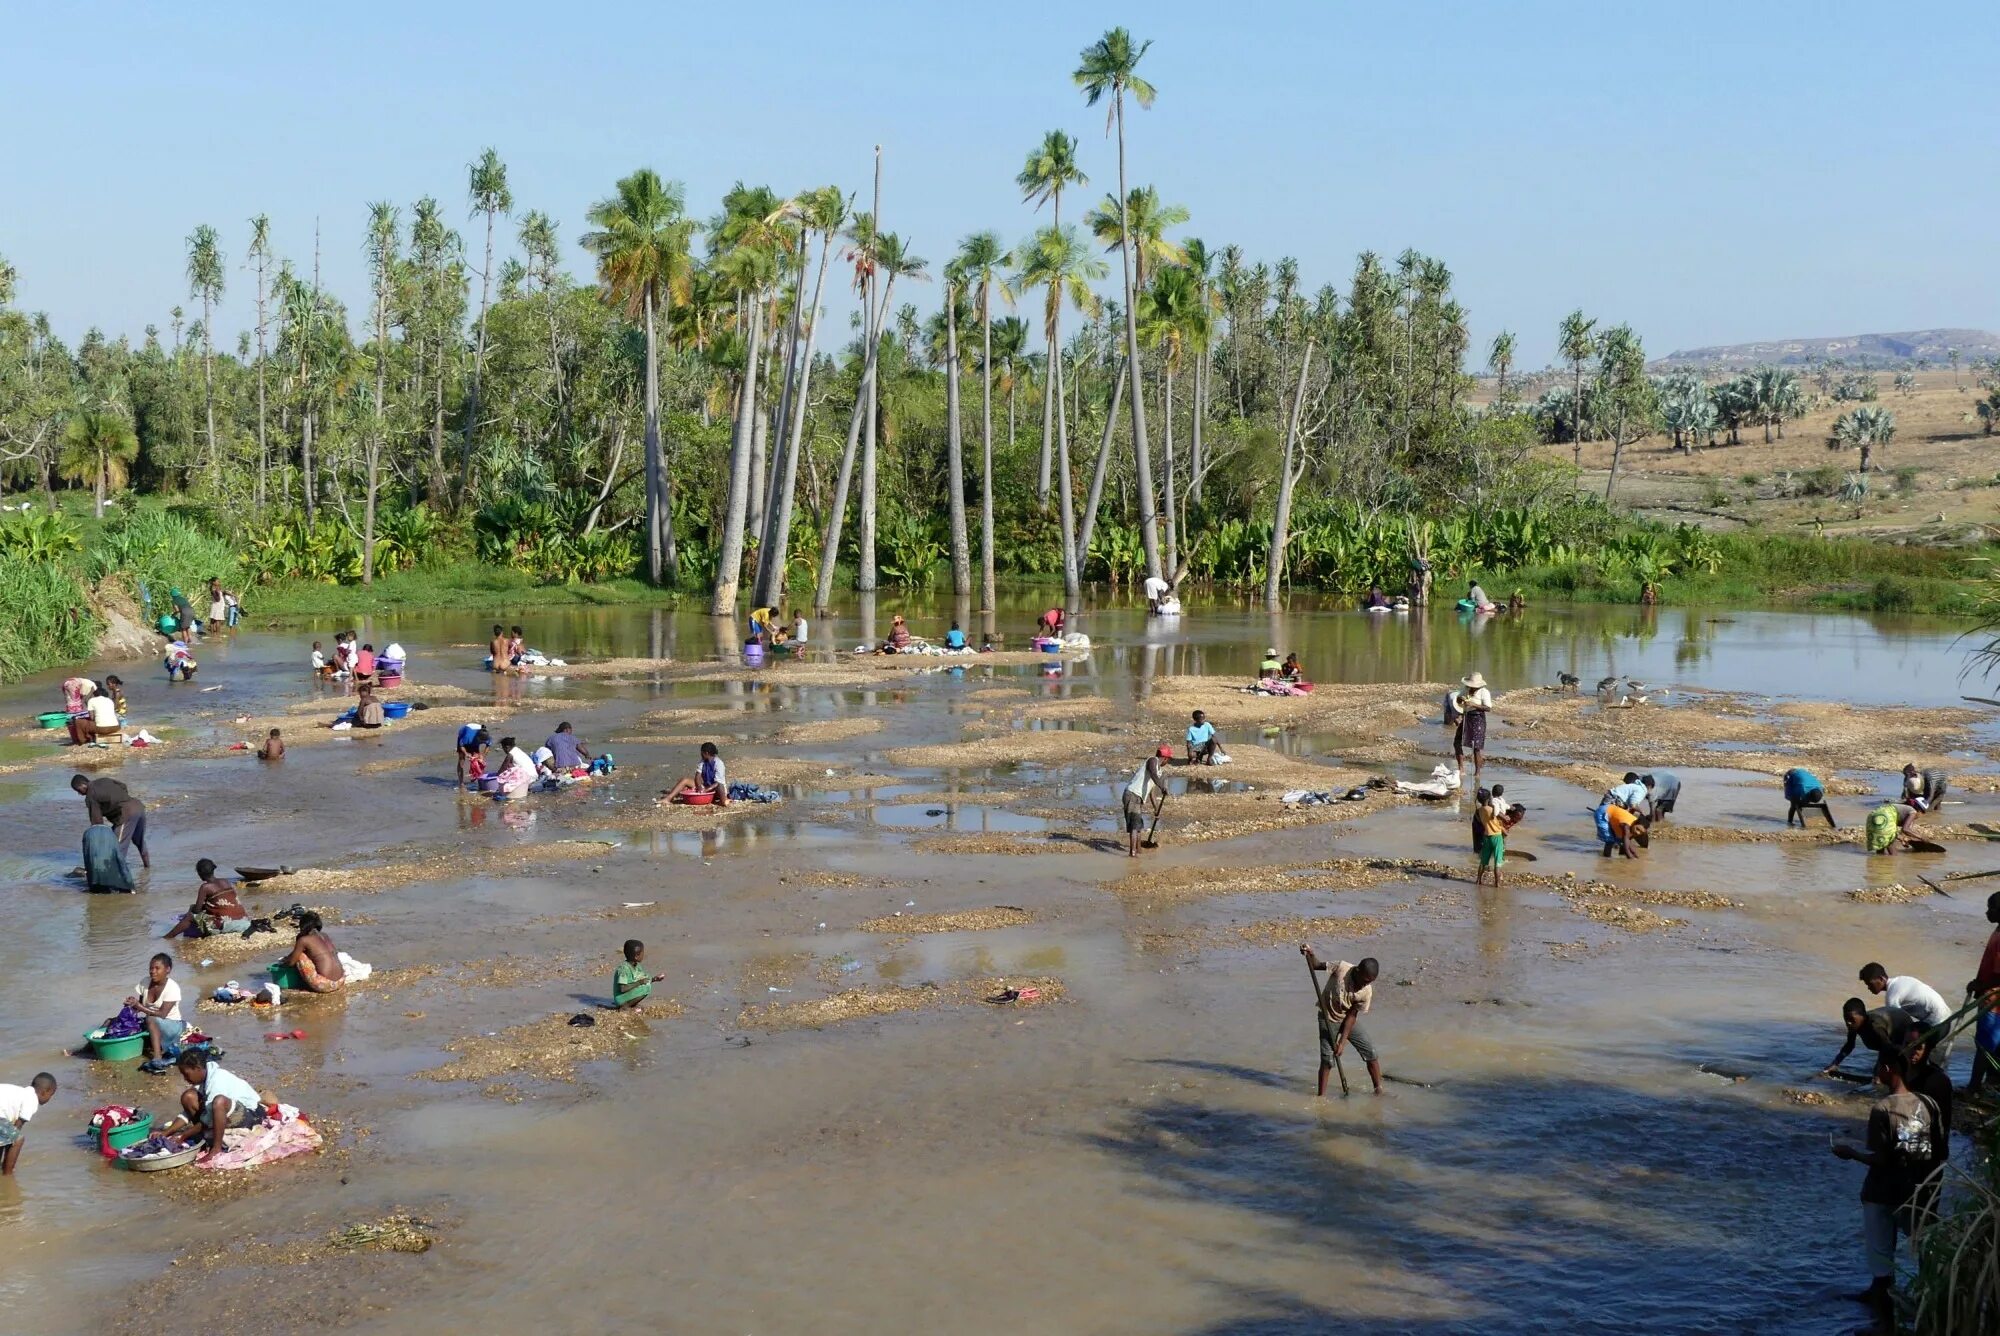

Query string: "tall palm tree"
[1085, 185, 1187, 289]
[1557, 309, 1596, 466]
[710, 182, 791, 553]
[938, 265, 973, 596]
[990, 316, 1028, 452]
[185, 223, 225, 487]
[1017, 131, 1087, 509]
[362, 202, 399, 585]
[1137, 265, 1209, 577]
[1486, 330, 1516, 406]
[1076, 26, 1164, 582]
[60, 408, 138, 518]
[1180, 237, 1221, 503]
[711, 234, 779, 615]
[462, 148, 512, 504]
[582, 169, 697, 584]
[757, 186, 847, 607]
[1017, 224, 1107, 610]
[245, 214, 273, 510]
[954, 232, 1010, 612]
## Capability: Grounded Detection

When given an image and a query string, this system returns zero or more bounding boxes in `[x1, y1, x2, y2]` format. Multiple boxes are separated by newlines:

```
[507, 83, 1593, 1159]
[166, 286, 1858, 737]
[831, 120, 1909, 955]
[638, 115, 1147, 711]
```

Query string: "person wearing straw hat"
[1456, 672, 1493, 780]
[1258, 646, 1282, 677]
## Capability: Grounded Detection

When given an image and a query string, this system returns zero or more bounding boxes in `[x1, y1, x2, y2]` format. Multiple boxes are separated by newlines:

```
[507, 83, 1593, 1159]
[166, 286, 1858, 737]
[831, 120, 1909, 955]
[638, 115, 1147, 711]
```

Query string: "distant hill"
[1653, 328, 2000, 370]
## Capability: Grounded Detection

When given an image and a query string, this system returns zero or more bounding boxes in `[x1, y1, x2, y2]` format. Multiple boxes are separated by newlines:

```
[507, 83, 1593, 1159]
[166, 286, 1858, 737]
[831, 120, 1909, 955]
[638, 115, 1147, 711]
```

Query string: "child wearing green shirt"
[614, 939, 664, 1008]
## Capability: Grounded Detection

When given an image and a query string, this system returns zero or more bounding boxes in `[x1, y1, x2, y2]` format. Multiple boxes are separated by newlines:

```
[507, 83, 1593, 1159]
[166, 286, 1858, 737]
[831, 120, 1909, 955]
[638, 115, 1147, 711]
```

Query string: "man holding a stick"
[1301, 947, 1382, 1096]
[1121, 750, 1169, 859]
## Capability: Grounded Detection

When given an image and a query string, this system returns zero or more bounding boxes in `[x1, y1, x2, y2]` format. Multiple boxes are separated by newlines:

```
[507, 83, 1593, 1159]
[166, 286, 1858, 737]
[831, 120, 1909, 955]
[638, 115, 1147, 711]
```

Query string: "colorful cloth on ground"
[197, 1113, 321, 1171]
[727, 782, 780, 803]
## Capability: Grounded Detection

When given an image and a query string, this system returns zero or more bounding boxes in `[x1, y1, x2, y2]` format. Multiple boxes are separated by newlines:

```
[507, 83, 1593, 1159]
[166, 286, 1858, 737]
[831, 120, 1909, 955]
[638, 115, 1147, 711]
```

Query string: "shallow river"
[1, 590, 1993, 1335]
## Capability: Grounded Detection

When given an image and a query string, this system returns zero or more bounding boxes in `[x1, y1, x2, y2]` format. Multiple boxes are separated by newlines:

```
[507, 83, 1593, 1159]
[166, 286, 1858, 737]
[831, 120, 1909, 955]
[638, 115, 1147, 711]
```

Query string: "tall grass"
[87, 509, 242, 609]
[0, 556, 97, 680]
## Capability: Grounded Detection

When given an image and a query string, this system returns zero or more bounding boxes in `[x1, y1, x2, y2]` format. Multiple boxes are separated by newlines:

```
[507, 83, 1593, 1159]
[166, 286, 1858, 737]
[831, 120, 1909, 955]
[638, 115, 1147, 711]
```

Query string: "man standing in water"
[1301, 948, 1383, 1096]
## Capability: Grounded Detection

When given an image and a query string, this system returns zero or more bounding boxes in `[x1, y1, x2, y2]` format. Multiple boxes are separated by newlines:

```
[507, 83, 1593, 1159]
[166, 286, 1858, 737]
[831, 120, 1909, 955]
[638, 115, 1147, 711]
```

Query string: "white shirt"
[1463, 687, 1493, 713]
[792, 617, 808, 643]
[1124, 762, 1162, 802]
[1607, 781, 1647, 810]
[88, 695, 119, 728]
[1142, 576, 1170, 598]
[311, 649, 326, 669]
[0, 1083, 39, 1124]
[139, 976, 183, 1021]
[1883, 976, 1949, 1029]
[199, 1064, 262, 1115]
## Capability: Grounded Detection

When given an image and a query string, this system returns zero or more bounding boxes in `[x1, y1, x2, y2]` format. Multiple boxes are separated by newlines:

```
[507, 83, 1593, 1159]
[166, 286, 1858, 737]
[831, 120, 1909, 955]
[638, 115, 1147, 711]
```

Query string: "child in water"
[257, 728, 285, 761]
[613, 940, 665, 1009]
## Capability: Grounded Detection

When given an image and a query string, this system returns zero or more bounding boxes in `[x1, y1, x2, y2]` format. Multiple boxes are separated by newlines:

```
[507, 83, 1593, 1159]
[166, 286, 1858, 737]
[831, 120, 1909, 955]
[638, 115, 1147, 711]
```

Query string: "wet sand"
[2, 597, 1997, 1335]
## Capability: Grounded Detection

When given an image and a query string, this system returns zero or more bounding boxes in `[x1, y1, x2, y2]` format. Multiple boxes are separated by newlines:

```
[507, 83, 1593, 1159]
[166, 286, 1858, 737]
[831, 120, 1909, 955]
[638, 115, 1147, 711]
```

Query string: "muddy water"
[0, 593, 1992, 1335]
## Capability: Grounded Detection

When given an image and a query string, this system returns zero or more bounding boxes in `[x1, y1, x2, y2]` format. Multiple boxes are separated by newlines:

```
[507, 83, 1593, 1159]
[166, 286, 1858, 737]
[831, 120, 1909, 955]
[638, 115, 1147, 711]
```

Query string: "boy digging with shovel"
[1302, 947, 1383, 1096]
[1122, 750, 1169, 858]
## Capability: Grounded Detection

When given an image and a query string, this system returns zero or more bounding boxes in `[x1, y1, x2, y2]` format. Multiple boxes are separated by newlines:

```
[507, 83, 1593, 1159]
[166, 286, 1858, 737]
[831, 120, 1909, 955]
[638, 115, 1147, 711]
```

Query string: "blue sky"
[5, 1, 1994, 366]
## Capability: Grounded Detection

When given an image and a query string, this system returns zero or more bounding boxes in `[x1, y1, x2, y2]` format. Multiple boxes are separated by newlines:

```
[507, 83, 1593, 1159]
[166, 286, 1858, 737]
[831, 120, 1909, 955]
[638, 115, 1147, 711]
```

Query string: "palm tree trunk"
[979, 283, 995, 613]
[814, 272, 896, 608]
[1036, 352, 1055, 511]
[302, 410, 316, 524]
[1076, 357, 1130, 568]
[1605, 412, 1628, 502]
[462, 208, 495, 505]
[713, 297, 765, 614]
[747, 303, 776, 545]
[643, 285, 664, 585]
[945, 282, 971, 596]
[1114, 94, 1163, 582]
[254, 266, 268, 511]
[1571, 364, 1584, 467]
[1053, 350, 1080, 615]
[1190, 343, 1208, 504]
[759, 227, 833, 608]
[1264, 340, 1315, 609]
[1162, 366, 1178, 577]
[1007, 366, 1017, 452]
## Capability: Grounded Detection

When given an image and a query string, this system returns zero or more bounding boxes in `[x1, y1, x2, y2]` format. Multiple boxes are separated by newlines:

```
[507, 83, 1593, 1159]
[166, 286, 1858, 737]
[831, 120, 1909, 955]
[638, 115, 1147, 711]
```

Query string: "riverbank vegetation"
[1, 26, 1991, 678]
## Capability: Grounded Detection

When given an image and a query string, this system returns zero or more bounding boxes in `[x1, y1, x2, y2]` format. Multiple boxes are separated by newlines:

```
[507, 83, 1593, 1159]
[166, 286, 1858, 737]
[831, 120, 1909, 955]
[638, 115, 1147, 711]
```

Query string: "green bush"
[1870, 576, 1917, 612]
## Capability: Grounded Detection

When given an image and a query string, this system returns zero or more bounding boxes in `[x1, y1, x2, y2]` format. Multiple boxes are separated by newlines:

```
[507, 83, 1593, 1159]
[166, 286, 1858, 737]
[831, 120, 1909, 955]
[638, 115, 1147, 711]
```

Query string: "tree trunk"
[201, 295, 218, 490]
[813, 272, 896, 608]
[1189, 342, 1207, 503]
[758, 227, 834, 608]
[1571, 365, 1584, 466]
[1115, 95, 1163, 582]
[302, 410, 316, 524]
[1036, 351, 1055, 511]
[1263, 340, 1315, 608]
[1604, 412, 1628, 502]
[255, 263, 268, 511]
[643, 285, 665, 585]
[463, 208, 495, 505]
[945, 282, 971, 596]
[746, 303, 775, 547]
[857, 148, 883, 593]
[712, 296, 765, 615]
[1053, 350, 1080, 615]
[979, 283, 996, 613]
[1161, 366, 1178, 577]
[1076, 357, 1130, 568]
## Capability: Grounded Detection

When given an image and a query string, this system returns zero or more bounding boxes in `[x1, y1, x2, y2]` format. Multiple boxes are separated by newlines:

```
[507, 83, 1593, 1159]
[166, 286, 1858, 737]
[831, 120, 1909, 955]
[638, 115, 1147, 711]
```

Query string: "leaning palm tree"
[1557, 309, 1596, 464]
[582, 169, 697, 584]
[710, 236, 779, 616]
[1017, 131, 1088, 509]
[1017, 224, 1107, 611]
[185, 223, 225, 487]
[1076, 26, 1164, 582]
[60, 408, 138, 518]
[954, 232, 1011, 612]
[756, 186, 848, 608]
[462, 148, 513, 503]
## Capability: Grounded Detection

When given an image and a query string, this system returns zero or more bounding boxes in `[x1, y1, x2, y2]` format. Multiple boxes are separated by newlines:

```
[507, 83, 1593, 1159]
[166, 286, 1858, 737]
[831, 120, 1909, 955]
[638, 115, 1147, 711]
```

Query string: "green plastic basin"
[268, 962, 305, 990]
[85, 1029, 145, 1062]
[92, 1111, 154, 1150]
